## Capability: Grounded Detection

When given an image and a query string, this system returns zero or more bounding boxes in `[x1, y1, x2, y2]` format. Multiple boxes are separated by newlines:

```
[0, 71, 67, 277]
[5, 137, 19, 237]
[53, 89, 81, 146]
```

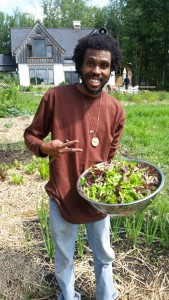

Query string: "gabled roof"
[11, 22, 93, 59]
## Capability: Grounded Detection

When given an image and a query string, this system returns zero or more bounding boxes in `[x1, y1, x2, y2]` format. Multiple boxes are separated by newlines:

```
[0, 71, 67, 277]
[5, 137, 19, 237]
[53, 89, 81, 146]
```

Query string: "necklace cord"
[82, 93, 102, 137]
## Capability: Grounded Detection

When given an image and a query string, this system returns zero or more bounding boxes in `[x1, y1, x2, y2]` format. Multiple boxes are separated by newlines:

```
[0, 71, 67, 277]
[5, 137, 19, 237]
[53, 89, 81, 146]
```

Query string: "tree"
[0, 9, 36, 54]
[122, 0, 169, 88]
[42, 0, 100, 28]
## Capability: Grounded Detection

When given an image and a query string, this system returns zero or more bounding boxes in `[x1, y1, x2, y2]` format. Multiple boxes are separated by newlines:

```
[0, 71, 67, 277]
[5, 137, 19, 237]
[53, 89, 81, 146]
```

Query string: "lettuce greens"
[80, 161, 160, 204]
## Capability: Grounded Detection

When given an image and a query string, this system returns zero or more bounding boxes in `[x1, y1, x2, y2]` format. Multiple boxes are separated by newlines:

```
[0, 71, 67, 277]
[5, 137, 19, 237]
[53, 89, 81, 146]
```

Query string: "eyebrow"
[86, 56, 110, 62]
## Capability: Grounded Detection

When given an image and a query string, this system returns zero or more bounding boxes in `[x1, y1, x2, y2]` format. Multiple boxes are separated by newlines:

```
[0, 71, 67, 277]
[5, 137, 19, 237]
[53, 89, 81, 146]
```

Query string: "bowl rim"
[76, 158, 165, 207]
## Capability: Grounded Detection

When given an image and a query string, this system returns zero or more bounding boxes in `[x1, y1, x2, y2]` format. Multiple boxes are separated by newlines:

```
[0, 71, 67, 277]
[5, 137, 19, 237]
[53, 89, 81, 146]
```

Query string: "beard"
[81, 75, 109, 96]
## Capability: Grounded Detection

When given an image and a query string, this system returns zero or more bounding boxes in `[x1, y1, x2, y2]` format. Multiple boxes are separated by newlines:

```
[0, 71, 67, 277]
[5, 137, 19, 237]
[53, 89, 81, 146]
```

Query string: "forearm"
[24, 130, 48, 157]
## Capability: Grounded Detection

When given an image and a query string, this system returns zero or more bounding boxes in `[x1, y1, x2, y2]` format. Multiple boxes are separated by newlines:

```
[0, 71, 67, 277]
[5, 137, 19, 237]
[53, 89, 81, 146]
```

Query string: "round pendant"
[91, 137, 99, 147]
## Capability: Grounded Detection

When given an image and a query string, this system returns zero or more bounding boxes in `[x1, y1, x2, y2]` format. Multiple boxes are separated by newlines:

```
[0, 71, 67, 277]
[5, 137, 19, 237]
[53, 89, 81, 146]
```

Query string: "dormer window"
[34, 39, 45, 57]
[27, 39, 53, 58]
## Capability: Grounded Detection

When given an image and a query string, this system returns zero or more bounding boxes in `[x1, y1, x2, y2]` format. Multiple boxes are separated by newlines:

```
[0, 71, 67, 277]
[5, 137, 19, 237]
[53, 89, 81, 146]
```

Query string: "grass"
[110, 102, 169, 248]
[120, 104, 169, 165]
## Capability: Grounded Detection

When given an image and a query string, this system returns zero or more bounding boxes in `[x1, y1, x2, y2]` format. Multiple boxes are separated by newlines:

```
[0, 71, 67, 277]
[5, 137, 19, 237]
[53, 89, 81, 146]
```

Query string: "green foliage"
[24, 159, 37, 174]
[81, 160, 159, 204]
[19, 85, 34, 92]
[0, 86, 21, 117]
[37, 158, 49, 180]
[10, 173, 24, 185]
[77, 224, 86, 258]
[59, 81, 69, 86]
[121, 104, 169, 165]
[123, 211, 145, 246]
[0, 89, 42, 118]
[0, 73, 19, 85]
[42, 0, 99, 28]
[112, 91, 169, 103]
[36, 195, 54, 261]
[0, 10, 35, 54]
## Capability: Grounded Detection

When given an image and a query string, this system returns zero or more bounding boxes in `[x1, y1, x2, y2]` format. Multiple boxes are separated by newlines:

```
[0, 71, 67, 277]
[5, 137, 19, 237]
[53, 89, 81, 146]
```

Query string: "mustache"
[87, 74, 104, 82]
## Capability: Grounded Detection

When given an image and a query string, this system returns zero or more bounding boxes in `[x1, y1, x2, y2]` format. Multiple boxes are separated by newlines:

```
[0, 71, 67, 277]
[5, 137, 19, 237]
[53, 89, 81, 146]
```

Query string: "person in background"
[124, 74, 130, 90]
[24, 28, 125, 300]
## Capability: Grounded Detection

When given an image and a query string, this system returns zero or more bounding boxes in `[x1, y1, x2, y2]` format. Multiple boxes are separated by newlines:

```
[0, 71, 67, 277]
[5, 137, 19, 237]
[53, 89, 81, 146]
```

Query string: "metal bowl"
[77, 158, 165, 216]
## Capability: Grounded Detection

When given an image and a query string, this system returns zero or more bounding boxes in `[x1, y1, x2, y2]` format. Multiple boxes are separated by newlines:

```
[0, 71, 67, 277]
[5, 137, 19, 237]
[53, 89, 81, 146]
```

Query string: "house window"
[65, 71, 79, 84]
[34, 39, 45, 57]
[64, 59, 74, 65]
[46, 45, 53, 58]
[29, 65, 54, 85]
[27, 40, 53, 58]
[27, 45, 33, 57]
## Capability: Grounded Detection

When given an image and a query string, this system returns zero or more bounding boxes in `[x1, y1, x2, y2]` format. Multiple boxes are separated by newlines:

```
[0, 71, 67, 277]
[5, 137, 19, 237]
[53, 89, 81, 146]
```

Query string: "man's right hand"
[39, 139, 83, 159]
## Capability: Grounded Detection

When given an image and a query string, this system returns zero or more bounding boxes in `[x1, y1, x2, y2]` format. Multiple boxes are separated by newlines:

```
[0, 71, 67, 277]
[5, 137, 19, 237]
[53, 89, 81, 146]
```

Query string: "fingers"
[60, 139, 80, 149]
[49, 140, 83, 163]
[60, 140, 83, 153]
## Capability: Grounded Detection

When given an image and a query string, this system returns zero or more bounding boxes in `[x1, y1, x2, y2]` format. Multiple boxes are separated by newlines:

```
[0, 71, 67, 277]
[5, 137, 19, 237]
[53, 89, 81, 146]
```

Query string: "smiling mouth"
[90, 78, 101, 83]
[89, 77, 103, 86]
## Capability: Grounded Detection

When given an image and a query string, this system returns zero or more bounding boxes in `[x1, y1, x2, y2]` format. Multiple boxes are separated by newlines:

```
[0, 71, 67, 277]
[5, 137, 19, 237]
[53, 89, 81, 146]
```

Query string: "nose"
[92, 65, 101, 74]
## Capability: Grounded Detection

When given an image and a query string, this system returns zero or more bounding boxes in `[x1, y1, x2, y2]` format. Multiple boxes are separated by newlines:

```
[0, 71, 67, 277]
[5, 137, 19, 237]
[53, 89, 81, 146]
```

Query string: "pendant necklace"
[82, 93, 102, 147]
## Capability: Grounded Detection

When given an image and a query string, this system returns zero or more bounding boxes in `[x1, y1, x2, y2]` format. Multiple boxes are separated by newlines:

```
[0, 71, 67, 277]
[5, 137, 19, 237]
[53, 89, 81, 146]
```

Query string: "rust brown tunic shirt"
[24, 84, 125, 224]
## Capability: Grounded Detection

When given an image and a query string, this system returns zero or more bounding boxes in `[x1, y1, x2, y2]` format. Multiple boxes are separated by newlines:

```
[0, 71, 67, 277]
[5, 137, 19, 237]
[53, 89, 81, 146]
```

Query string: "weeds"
[36, 195, 54, 262]
[77, 224, 86, 258]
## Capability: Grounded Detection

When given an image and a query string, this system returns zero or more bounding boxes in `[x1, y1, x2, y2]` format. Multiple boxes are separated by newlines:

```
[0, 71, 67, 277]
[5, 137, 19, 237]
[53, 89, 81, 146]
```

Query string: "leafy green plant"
[37, 158, 49, 180]
[10, 173, 24, 185]
[80, 160, 159, 204]
[13, 159, 23, 170]
[24, 159, 37, 174]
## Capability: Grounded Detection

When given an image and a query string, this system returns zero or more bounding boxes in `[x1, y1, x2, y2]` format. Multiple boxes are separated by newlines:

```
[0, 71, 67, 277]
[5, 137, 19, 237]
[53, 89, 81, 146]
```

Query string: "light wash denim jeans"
[50, 197, 118, 300]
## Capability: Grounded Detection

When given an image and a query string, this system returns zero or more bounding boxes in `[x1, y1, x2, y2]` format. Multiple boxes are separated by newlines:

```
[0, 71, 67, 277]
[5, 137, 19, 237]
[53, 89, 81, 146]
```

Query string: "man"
[124, 74, 130, 90]
[24, 29, 125, 300]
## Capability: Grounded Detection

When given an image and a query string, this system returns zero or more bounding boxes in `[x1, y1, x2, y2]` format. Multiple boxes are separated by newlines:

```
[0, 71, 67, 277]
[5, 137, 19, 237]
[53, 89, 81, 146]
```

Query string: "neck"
[77, 83, 102, 98]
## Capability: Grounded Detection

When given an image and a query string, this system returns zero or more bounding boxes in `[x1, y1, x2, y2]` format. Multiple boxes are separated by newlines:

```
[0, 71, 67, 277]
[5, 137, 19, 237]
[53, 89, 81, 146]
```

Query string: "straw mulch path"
[0, 117, 169, 300]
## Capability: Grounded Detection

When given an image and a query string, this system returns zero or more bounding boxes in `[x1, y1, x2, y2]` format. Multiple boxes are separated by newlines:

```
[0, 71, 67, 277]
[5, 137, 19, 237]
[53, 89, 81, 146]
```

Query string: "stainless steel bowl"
[77, 158, 165, 216]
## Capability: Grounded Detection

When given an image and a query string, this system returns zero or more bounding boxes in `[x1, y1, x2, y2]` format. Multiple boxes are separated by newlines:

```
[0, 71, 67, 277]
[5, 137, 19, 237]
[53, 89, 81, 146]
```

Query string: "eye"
[87, 61, 94, 67]
[101, 62, 109, 69]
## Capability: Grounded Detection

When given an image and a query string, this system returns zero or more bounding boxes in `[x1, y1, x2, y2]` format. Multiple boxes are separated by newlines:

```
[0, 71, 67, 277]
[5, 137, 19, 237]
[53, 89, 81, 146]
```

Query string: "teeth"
[90, 79, 100, 83]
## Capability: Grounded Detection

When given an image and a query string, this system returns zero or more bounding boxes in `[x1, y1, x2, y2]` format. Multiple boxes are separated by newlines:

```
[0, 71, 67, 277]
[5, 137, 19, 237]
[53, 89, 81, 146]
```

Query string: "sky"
[0, 0, 109, 20]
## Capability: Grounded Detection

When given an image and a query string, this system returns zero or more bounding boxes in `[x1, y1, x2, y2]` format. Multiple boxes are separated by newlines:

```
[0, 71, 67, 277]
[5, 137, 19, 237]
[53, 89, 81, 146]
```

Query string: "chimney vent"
[73, 21, 81, 30]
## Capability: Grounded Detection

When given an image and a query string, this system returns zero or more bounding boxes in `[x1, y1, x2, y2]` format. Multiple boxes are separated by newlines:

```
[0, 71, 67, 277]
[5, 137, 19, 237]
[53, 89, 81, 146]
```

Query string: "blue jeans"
[50, 197, 118, 300]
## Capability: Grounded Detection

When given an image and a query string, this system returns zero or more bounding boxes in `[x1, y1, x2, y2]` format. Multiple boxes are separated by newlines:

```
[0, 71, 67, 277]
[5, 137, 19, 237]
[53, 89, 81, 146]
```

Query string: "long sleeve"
[24, 89, 54, 157]
[108, 102, 125, 159]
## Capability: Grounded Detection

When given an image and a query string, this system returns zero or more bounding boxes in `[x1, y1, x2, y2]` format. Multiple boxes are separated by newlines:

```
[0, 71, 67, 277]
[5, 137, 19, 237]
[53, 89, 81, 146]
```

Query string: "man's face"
[80, 48, 111, 96]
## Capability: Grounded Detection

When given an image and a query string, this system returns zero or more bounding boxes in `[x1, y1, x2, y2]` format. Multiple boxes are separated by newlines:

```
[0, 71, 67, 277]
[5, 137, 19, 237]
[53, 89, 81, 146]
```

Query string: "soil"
[0, 116, 169, 300]
[0, 116, 33, 164]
